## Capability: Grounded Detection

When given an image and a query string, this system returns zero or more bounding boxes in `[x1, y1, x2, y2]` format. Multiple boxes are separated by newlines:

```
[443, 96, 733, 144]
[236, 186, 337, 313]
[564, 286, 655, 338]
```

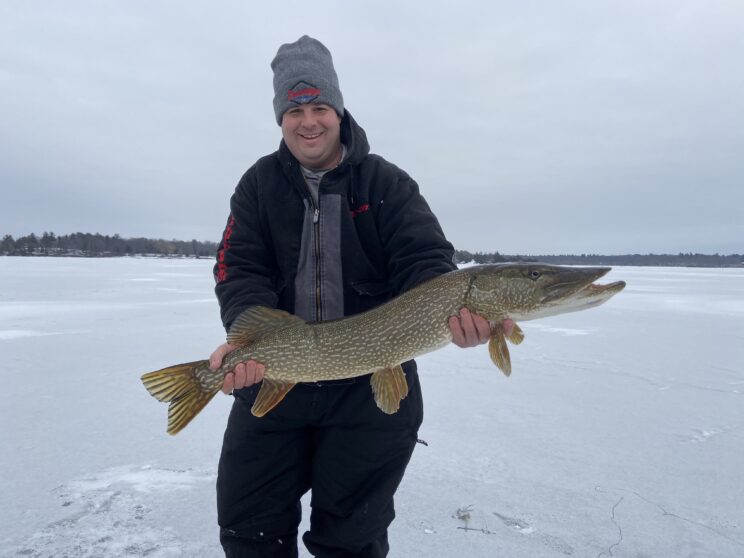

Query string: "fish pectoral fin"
[370, 364, 409, 414]
[488, 330, 512, 377]
[251, 378, 296, 417]
[507, 323, 525, 345]
[227, 306, 306, 346]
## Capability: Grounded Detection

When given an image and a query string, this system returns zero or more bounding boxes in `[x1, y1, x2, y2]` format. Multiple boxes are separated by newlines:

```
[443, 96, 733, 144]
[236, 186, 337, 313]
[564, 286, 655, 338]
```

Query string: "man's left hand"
[449, 308, 514, 348]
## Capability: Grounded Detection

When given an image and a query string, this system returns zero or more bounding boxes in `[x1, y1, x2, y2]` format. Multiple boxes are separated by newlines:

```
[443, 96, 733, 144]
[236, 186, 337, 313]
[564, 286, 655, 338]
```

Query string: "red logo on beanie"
[288, 81, 320, 104]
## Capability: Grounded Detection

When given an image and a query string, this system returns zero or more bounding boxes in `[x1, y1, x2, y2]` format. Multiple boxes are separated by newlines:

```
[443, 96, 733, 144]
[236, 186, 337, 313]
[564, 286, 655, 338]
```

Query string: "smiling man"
[282, 103, 343, 170]
[210, 35, 508, 558]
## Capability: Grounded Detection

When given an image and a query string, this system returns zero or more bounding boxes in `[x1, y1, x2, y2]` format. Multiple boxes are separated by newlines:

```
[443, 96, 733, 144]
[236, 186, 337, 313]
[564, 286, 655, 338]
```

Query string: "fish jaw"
[466, 263, 624, 322]
[532, 266, 607, 303]
[513, 277, 626, 321]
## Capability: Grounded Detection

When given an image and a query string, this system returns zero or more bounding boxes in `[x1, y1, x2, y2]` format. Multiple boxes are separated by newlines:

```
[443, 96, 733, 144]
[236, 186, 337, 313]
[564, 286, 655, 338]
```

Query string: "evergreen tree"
[1, 234, 14, 254]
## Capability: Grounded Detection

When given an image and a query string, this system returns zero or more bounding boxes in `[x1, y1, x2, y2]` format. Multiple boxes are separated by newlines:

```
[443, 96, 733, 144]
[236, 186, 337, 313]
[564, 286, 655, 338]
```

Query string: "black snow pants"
[217, 360, 424, 558]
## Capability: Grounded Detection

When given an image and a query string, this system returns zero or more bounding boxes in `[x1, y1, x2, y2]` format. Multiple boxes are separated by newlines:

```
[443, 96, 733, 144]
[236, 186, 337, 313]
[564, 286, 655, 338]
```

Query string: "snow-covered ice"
[1, 257, 742, 557]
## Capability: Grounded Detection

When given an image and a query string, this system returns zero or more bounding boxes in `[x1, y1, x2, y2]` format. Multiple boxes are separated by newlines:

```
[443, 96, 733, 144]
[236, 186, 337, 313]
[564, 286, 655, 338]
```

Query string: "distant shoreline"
[2, 232, 742, 268]
[453, 251, 744, 268]
[1, 253, 742, 268]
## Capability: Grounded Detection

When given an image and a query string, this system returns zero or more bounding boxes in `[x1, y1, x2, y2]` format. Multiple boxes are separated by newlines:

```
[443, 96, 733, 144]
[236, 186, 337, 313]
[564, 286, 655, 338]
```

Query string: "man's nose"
[299, 108, 317, 127]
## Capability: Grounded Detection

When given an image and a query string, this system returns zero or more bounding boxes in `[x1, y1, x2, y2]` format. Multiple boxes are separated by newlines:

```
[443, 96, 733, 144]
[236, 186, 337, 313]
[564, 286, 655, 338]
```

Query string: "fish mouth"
[540, 267, 615, 303]
[576, 280, 627, 298]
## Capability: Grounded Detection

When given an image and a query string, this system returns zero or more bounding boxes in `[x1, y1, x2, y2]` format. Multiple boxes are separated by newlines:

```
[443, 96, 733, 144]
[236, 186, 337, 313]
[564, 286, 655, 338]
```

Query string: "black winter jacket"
[214, 111, 455, 331]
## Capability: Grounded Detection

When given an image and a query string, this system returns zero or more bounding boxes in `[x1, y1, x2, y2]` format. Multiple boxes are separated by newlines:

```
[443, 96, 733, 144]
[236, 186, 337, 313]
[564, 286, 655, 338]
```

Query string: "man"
[209, 35, 512, 558]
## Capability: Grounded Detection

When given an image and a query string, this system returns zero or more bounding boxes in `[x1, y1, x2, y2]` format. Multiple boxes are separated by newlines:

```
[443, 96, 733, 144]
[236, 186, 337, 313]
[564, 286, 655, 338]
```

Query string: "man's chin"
[298, 153, 331, 169]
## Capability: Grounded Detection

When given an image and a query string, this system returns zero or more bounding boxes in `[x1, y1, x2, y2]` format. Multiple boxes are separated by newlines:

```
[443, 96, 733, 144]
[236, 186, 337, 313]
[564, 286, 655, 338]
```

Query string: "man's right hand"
[209, 342, 266, 394]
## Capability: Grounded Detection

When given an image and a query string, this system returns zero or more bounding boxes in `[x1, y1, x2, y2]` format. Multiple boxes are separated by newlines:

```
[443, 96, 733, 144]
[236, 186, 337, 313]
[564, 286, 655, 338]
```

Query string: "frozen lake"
[1, 257, 742, 557]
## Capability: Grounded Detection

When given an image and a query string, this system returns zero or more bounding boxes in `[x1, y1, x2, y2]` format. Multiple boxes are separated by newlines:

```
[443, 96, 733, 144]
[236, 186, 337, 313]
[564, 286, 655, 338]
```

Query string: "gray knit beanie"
[271, 35, 345, 125]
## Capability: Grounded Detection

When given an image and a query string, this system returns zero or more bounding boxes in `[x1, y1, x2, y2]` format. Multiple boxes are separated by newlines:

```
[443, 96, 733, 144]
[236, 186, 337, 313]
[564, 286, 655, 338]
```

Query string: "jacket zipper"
[313, 203, 322, 321]
[301, 165, 332, 323]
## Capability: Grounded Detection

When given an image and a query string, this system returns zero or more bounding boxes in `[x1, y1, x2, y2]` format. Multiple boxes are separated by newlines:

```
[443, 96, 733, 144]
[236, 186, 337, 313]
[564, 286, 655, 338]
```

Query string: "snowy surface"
[1, 257, 742, 557]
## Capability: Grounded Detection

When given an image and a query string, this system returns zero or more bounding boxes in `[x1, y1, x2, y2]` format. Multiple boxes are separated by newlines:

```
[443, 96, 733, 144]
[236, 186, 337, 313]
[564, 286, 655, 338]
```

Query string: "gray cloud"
[1, 0, 742, 254]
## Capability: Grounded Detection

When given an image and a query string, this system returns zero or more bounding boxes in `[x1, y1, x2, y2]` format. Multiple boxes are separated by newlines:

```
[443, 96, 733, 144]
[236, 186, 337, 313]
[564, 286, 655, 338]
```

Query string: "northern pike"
[142, 263, 625, 434]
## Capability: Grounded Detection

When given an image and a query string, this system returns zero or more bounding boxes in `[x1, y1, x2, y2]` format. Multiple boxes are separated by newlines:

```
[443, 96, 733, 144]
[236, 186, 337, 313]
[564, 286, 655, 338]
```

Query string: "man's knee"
[220, 527, 299, 558]
[218, 496, 303, 557]
[303, 504, 392, 558]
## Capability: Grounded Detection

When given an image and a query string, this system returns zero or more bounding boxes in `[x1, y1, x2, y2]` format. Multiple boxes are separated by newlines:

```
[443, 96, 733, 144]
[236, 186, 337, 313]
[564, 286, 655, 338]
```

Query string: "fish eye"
[528, 269, 541, 280]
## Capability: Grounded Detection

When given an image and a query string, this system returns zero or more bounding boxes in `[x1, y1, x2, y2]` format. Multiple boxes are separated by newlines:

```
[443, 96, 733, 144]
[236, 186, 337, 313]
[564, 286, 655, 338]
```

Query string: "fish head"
[467, 263, 625, 322]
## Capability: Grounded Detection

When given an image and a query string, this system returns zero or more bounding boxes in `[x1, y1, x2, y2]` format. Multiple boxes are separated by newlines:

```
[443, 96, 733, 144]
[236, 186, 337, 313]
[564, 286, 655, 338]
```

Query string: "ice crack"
[597, 496, 624, 558]
[629, 489, 744, 547]
[595, 486, 744, 549]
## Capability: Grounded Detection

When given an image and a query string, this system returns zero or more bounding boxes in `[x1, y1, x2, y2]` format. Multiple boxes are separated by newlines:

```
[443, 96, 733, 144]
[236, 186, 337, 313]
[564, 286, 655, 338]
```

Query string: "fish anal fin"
[507, 323, 525, 345]
[370, 364, 409, 414]
[251, 378, 296, 417]
[227, 306, 305, 346]
[488, 330, 512, 377]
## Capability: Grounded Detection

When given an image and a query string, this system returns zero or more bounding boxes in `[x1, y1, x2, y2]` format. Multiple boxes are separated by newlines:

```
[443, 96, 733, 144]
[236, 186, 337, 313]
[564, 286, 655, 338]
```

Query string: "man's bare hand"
[209, 342, 265, 394]
[449, 308, 514, 348]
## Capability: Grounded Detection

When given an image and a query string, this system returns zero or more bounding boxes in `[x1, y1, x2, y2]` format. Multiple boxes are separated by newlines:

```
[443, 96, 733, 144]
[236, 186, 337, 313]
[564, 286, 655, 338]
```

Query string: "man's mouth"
[299, 132, 322, 140]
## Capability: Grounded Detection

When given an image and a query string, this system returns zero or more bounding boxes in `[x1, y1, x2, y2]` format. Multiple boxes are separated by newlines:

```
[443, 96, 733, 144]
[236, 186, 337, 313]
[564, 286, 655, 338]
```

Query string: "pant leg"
[303, 361, 424, 558]
[217, 384, 315, 558]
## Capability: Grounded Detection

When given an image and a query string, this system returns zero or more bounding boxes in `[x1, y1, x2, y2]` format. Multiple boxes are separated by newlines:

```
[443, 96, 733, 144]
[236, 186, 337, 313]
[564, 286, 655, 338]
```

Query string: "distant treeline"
[453, 250, 743, 268]
[1, 232, 218, 258]
[2, 233, 741, 267]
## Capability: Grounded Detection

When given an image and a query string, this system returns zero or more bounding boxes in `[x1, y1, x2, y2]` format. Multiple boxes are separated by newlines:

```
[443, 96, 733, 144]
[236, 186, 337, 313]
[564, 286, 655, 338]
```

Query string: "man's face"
[281, 103, 342, 170]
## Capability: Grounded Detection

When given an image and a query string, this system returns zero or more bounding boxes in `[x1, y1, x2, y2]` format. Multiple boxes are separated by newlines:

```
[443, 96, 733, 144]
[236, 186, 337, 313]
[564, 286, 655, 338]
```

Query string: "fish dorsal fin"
[488, 326, 512, 377]
[507, 323, 525, 345]
[370, 364, 409, 414]
[251, 378, 296, 417]
[227, 306, 305, 347]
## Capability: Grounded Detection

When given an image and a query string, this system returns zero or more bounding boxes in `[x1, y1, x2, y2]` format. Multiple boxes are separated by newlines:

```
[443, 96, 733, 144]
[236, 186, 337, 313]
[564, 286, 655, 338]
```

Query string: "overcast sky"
[1, 1, 742, 254]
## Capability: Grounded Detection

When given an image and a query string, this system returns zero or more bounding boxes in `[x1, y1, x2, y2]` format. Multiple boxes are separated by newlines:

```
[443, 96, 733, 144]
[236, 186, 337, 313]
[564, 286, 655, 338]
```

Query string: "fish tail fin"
[141, 360, 219, 435]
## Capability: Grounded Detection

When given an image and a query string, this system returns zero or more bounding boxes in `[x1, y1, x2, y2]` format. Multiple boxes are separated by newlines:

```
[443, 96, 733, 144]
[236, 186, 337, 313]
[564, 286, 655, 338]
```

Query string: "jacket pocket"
[350, 280, 391, 297]
[349, 279, 392, 315]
